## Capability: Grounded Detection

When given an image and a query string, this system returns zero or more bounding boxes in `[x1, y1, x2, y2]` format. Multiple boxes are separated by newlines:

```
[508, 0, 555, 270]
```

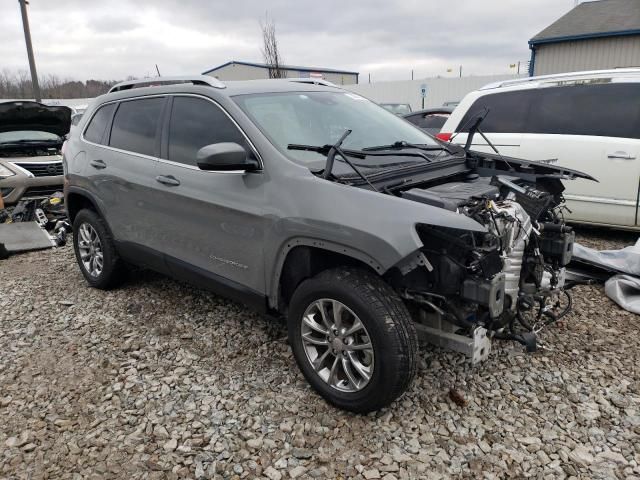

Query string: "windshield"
[0, 130, 60, 144]
[380, 103, 412, 115]
[234, 92, 438, 166]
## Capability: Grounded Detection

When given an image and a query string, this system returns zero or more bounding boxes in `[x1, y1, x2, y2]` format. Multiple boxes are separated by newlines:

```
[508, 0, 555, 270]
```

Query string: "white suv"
[439, 68, 640, 229]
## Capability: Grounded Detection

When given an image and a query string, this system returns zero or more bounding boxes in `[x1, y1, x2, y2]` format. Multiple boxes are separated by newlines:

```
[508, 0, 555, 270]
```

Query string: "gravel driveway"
[1, 228, 639, 479]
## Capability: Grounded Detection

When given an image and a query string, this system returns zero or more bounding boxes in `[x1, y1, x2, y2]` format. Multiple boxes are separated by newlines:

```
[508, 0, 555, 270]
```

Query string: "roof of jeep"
[222, 79, 342, 95]
[99, 79, 342, 104]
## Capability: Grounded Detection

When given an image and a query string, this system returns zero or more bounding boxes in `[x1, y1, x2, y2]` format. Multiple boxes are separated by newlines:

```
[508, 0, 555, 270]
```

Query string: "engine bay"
[0, 146, 62, 158]
[395, 168, 576, 358]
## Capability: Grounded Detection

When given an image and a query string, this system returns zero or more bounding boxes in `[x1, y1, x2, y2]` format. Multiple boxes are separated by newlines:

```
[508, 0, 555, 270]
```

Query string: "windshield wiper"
[362, 141, 448, 152]
[288, 130, 379, 191]
[455, 110, 514, 170]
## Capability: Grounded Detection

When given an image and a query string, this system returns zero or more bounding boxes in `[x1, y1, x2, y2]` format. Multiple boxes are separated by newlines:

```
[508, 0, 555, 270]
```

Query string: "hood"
[0, 101, 72, 137]
[471, 150, 597, 182]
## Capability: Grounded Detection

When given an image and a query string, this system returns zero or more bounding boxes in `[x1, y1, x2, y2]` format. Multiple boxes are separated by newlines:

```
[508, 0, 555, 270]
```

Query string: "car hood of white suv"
[0, 101, 71, 137]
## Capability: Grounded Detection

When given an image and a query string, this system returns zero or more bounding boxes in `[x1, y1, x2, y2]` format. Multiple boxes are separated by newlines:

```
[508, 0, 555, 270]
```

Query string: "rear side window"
[83, 103, 116, 144]
[527, 83, 640, 139]
[457, 90, 532, 133]
[109, 97, 164, 156]
[167, 96, 248, 166]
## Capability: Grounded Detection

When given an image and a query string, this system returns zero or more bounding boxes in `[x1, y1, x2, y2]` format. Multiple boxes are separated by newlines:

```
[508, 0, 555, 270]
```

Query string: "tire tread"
[73, 208, 126, 290]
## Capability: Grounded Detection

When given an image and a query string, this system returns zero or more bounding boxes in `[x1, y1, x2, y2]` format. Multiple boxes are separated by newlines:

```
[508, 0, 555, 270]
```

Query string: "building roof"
[202, 60, 359, 76]
[530, 0, 640, 45]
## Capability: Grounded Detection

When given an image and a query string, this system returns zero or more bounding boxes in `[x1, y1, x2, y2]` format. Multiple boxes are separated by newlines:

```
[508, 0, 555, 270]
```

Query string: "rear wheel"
[288, 267, 418, 412]
[73, 209, 125, 289]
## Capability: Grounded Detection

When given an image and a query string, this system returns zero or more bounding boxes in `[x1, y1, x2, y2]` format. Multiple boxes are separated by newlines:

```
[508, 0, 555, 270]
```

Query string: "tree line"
[0, 70, 121, 99]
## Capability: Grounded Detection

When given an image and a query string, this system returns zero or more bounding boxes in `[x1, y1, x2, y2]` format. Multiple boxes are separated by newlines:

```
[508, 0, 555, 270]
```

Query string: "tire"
[288, 267, 418, 412]
[72, 208, 126, 289]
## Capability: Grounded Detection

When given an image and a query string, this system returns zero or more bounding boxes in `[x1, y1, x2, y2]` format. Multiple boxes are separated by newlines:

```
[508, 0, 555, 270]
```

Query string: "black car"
[404, 107, 453, 135]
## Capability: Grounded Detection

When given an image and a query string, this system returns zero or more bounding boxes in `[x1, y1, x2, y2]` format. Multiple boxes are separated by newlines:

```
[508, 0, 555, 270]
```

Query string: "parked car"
[71, 113, 84, 127]
[0, 101, 71, 205]
[403, 107, 453, 135]
[69, 104, 89, 130]
[442, 101, 460, 107]
[439, 68, 640, 229]
[64, 76, 589, 412]
[380, 103, 412, 115]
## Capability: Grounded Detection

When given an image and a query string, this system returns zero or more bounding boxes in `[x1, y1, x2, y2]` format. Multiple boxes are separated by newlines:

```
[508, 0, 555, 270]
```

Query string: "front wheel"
[288, 267, 418, 412]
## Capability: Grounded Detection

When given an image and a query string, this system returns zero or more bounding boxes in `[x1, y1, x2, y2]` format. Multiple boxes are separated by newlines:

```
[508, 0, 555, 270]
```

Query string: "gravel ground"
[1, 229, 639, 480]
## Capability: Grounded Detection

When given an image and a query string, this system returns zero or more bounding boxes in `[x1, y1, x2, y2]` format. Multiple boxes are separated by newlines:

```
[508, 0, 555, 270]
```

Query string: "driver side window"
[167, 96, 249, 166]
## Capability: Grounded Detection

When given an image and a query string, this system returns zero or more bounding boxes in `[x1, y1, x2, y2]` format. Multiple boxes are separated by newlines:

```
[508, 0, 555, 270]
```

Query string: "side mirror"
[196, 143, 259, 172]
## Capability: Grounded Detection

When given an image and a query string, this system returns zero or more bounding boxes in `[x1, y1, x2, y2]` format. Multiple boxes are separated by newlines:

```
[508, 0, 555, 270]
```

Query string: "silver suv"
[64, 76, 591, 412]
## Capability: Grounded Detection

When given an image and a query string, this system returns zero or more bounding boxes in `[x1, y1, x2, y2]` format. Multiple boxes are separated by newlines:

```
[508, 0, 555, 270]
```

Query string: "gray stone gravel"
[1, 229, 639, 479]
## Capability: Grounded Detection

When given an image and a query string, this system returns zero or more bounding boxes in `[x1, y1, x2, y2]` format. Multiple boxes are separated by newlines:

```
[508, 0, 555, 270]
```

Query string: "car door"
[153, 95, 266, 299]
[83, 97, 167, 268]
[517, 82, 640, 227]
[446, 90, 528, 158]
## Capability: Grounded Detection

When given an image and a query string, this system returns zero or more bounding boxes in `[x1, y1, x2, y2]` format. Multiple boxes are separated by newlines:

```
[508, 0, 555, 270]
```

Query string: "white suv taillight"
[436, 132, 452, 142]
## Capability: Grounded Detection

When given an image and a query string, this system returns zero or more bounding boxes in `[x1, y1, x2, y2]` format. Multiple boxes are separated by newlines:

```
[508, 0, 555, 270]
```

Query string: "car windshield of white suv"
[235, 91, 440, 168]
[0, 130, 61, 145]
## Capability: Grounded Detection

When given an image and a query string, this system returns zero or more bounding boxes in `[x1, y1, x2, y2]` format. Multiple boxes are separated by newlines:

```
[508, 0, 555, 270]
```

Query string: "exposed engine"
[398, 174, 575, 359]
[0, 146, 62, 158]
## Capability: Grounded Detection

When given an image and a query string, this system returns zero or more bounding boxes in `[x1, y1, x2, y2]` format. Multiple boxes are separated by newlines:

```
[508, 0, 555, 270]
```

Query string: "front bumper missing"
[414, 319, 492, 364]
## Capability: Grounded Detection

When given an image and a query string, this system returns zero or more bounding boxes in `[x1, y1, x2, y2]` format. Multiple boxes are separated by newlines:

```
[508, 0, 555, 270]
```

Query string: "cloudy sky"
[1, 0, 575, 82]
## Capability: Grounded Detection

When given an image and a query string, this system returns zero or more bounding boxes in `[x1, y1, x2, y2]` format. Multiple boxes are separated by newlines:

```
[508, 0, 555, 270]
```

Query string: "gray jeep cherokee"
[64, 76, 592, 412]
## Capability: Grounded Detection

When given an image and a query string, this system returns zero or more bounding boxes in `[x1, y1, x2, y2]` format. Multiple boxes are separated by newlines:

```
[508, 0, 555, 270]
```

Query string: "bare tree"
[0, 69, 120, 99]
[260, 14, 286, 79]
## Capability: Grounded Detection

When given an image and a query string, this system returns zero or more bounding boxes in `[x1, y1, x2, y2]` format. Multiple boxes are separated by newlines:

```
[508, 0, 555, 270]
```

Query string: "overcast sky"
[1, 0, 575, 82]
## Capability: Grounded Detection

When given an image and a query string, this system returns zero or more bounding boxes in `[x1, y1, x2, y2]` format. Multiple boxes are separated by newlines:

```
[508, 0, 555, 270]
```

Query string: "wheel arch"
[66, 187, 104, 224]
[269, 238, 386, 312]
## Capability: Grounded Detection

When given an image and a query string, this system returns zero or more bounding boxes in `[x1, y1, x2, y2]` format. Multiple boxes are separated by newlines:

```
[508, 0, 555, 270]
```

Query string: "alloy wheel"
[300, 298, 374, 392]
[77, 223, 104, 277]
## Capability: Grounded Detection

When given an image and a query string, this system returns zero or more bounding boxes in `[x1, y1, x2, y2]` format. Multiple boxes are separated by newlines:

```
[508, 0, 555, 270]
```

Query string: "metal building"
[202, 61, 359, 85]
[529, 0, 640, 76]
[346, 75, 520, 111]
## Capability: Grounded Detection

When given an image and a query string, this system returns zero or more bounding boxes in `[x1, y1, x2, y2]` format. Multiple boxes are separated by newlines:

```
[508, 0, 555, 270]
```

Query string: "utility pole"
[459, 65, 462, 78]
[368, 73, 371, 84]
[411, 69, 414, 80]
[18, 0, 41, 102]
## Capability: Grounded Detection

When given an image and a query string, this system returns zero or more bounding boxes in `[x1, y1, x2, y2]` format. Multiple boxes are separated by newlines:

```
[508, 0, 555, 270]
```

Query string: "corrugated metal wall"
[344, 75, 520, 110]
[534, 36, 640, 75]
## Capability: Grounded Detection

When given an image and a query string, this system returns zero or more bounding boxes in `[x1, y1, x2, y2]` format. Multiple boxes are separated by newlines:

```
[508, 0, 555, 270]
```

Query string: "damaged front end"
[392, 157, 585, 362]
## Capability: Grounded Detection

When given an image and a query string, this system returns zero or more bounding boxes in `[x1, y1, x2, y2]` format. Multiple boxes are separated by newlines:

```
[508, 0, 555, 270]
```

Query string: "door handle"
[90, 159, 106, 169]
[607, 152, 636, 160]
[156, 175, 181, 186]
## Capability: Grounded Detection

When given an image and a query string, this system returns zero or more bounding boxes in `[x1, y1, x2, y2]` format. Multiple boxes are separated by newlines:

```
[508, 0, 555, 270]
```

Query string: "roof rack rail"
[288, 78, 339, 88]
[480, 68, 640, 90]
[108, 75, 226, 93]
